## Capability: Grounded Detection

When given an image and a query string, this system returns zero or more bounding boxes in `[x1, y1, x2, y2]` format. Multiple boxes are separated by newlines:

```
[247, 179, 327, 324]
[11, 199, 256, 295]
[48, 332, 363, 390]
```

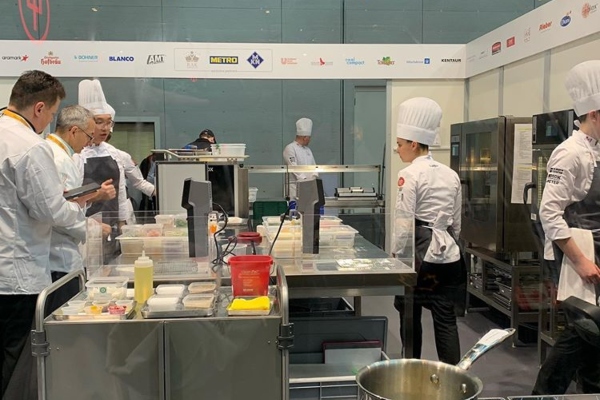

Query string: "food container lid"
[147, 295, 179, 306]
[188, 282, 216, 294]
[85, 277, 128, 289]
[182, 294, 214, 309]
[155, 284, 185, 296]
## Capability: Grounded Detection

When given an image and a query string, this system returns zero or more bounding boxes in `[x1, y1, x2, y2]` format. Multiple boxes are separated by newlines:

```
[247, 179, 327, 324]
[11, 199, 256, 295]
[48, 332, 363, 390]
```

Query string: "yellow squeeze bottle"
[134, 251, 154, 304]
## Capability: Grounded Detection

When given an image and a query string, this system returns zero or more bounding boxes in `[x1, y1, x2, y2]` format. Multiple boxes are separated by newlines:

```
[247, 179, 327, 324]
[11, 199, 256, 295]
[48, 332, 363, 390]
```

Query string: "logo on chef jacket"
[491, 42, 502, 55]
[41, 51, 61, 65]
[398, 177, 405, 187]
[247, 52, 264, 69]
[311, 57, 333, 66]
[280, 57, 298, 65]
[18, 0, 50, 41]
[539, 21, 552, 32]
[73, 54, 98, 62]
[441, 58, 461, 63]
[560, 12, 572, 27]
[147, 54, 165, 65]
[1, 55, 29, 62]
[109, 55, 135, 62]
[210, 56, 238, 65]
[524, 27, 532, 42]
[378, 56, 395, 66]
[582, 2, 598, 18]
[345, 57, 365, 66]
[506, 36, 516, 48]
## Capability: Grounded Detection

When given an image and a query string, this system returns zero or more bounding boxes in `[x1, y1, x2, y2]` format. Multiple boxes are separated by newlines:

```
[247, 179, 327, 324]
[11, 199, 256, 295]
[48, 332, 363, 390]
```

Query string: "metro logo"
[210, 56, 239, 64]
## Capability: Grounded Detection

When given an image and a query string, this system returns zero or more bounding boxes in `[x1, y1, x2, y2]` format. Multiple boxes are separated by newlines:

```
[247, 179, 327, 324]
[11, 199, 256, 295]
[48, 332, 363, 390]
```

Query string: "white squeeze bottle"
[134, 251, 154, 304]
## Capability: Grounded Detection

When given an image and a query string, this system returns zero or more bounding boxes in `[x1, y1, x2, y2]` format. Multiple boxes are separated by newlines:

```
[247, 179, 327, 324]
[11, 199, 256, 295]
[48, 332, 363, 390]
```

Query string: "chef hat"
[78, 79, 115, 116]
[296, 118, 313, 137]
[565, 60, 600, 117]
[395, 97, 442, 146]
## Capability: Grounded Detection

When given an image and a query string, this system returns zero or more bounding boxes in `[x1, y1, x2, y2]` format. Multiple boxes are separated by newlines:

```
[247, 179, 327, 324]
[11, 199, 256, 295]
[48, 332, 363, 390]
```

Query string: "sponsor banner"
[0, 41, 464, 79]
[466, 0, 600, 77]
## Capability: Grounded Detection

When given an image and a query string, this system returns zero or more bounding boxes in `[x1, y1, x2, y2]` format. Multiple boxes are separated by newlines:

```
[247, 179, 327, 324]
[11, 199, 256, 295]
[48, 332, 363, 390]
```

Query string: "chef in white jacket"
[75, 79, 129, 262]
[391, 97, 465, 365]
[283, 117, 318, 199]
[46, 105, 114, 310]
[532, 60, 600, 395]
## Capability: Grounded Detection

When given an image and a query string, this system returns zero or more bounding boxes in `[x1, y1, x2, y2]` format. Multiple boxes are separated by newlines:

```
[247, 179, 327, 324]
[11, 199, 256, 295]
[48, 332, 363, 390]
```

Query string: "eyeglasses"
[77, 127, 94, 142]
[94, 119, 115, 128]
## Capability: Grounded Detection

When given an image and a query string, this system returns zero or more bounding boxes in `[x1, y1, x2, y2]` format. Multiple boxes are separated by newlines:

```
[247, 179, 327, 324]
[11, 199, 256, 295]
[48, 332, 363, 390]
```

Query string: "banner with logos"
[0, 41, 465, 80]
[465, 0, 600, 77]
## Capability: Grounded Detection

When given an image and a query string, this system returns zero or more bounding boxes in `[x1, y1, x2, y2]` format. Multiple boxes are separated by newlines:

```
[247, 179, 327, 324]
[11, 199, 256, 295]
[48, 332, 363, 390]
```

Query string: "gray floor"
[360, 296, 552, 399]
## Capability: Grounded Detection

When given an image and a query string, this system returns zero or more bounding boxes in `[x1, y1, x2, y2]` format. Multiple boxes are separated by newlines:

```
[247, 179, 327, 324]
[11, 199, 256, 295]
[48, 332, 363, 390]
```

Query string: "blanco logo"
[109, 56, 135, 62]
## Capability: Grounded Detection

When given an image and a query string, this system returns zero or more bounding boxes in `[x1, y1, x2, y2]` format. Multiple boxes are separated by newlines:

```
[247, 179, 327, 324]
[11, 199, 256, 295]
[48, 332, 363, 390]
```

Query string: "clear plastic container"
[147, 295, 179, 311]
[163, 227, 188, 237]
[210, 143, 246, 156]
[155, 284, 185, 297]
[121, 224, 144, 237]
[182, 294, 214, 310]
[174, 213, 188, 228]
[155, 214, 175, 228]
[320, 215, 343, 227]
[142, 223, 163, 237]
[67, 300, 86, 311]
[117, 236, 144, 255]
[188, 282, 216, 294]
[85, 277, 128, 300]
[61, 306, 82, 315]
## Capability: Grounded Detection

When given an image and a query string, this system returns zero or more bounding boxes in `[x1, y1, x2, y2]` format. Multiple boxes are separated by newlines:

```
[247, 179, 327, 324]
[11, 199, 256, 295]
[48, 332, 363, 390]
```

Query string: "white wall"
[468, 69, 499, 120]
[503, 53, 545, 116]
[384, 79, 465, 251]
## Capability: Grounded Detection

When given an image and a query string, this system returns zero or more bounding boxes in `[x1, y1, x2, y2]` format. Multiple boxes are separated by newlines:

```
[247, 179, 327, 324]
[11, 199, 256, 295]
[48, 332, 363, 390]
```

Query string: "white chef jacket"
[283, 141, 318, 198]
[540, 130, 600, 256]
[113, 146, 155, 197]
[75, 142, 129, 222]
[47, 134, 87, 273]
[0, 116, 85, 294]
[394, 154, 462, 263]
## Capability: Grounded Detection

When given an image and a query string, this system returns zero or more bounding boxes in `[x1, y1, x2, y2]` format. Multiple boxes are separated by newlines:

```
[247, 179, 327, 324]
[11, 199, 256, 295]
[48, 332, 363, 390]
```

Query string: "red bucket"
[229, 255, 273, 297]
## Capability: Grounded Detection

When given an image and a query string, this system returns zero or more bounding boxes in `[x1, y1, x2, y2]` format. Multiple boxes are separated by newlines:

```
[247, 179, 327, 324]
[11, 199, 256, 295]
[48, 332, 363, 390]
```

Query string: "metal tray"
[141, 295, 215, 319]
[53, 301, 137, 321]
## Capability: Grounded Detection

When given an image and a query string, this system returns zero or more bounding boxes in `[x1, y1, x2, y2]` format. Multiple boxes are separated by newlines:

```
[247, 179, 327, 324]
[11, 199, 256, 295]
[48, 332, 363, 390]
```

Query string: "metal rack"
[466, 247, 541, 347]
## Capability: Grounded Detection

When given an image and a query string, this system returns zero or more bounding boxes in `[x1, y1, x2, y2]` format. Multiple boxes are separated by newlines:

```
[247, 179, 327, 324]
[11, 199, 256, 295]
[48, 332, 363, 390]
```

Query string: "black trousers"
[0, 295, 37, 398]
[532, 324, 600, 395]
[394, 259, 463, 365]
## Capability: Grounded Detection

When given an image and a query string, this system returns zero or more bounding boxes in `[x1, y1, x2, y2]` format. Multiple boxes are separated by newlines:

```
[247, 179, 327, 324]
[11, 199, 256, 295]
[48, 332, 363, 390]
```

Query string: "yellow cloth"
[229, 296, 270, 311]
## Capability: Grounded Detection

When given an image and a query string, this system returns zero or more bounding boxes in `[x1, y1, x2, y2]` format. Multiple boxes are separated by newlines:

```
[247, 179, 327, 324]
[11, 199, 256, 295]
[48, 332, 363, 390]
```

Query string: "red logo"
[18, 0, 51, 41]
[539, 21, 552, 31]
[492, 42, 502, 55]
[507, 36, 515, 47]
[398, 177, 405, 187]
[582, 2, 598, 17]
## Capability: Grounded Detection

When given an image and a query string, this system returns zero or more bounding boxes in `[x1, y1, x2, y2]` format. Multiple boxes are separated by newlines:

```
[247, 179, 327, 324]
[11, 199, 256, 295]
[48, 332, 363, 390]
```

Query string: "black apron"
[552, 161, 600, 302]
[414, 219, 468, 317]
[83, 155, 121, 227]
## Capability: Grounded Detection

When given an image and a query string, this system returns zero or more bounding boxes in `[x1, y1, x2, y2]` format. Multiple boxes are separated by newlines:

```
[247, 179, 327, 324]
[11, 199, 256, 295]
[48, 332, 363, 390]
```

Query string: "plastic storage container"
[228, 255, 272, 297]
[182, 294, 214, 310]
[319, 225, 359, 248]
[121, 224, 144, 237]
[188, 282, 216, 294]
[210, 143, 246, 156]
[142, 224, 163, 237]
[147, 295, 179, 312]
[85, 277, 128, 300]
[155, 284, 185, 297]
[155, 214, 175, 228]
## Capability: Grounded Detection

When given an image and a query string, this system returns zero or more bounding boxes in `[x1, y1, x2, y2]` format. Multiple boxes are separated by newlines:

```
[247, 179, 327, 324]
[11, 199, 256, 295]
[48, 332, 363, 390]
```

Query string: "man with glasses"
[46, 105, 115, 310]
[76, 80, 129, 259]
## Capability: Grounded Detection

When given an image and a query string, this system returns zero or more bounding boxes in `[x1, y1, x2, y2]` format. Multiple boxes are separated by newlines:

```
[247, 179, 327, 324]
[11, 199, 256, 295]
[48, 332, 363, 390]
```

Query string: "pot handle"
[456, 328, 516, 370]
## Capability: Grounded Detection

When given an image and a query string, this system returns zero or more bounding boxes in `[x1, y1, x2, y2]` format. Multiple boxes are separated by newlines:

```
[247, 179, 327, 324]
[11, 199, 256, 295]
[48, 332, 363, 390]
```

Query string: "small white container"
[155, 214, 175, 228]
[147, 295, 179, 312]
[67, 300, 86, 311]
[248, 187, 258, 203]
[115, 299, 134, 310]
[155, 284, 185, 297]
[121, 224, 144, 237]
[182, 294, 214, 309]
[85, 277, 128, 300]
[61, 306, 82, 315]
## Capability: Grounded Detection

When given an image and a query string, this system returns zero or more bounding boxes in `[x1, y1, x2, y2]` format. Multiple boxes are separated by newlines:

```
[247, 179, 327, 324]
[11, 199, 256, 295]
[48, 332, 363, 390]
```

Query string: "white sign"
[511, 124, 533, 204]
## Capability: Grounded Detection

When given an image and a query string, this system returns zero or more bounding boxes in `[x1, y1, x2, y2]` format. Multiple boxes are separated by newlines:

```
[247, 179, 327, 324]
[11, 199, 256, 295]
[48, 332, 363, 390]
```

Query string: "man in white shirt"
[46, 105, 114, 310]
[0, 70, 87, 396]
[392, 97, 465, 365]
[532, 61, 600, 395]
[283, 118, 318, 200]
